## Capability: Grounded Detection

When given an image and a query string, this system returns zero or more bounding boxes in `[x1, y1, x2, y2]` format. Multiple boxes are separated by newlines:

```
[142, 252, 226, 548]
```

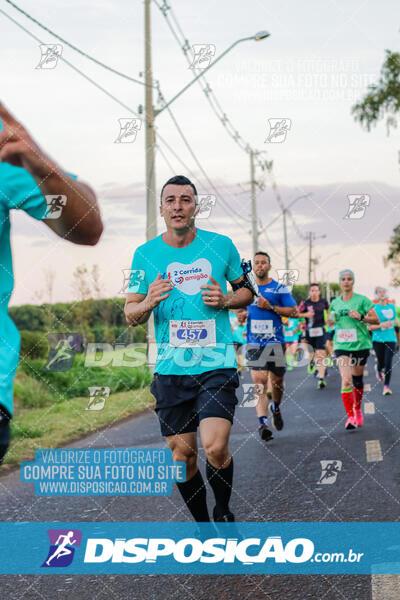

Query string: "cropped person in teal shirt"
[0, 102, 102, 465]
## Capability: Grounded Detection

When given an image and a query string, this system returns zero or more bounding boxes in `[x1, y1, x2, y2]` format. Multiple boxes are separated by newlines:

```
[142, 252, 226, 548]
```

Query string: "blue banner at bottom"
[1, 522, 399, 574]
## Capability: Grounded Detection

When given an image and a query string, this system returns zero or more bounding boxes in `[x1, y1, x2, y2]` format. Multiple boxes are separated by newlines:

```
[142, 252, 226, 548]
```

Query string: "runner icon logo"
[86, 387, 110, 411]
[276, 269, 299, 292]
[265, 118, 292, 143]
[190, 44, 216, 69]
[318, 460, 342, 485]
[121, 269, 146, 294]
[344, 195, 370, 219]
[43, 333, 82, 372]
[36, 44, 63, 69]
[44, 195, 67, 219]
[42, 529, 82, 568]
[114, 118, 142, 143]
[240, 384, 264, 407]
[196, 195, 216, 219]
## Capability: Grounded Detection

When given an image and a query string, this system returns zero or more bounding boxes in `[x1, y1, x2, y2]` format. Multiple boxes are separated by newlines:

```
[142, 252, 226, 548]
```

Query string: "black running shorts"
[151, 368, 239, 437]
[245, 343, 286, 376]
[305, 332, 327, 350]
[334, 348, 370, 366]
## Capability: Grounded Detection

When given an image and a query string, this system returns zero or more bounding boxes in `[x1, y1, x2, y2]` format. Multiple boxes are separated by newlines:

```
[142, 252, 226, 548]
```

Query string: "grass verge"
[3, 386, 155, 469]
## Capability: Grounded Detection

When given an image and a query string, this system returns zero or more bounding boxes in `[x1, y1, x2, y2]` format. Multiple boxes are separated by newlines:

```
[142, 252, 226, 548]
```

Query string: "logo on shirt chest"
[164, 258, 211, 295]
[382, 309, 394, 319]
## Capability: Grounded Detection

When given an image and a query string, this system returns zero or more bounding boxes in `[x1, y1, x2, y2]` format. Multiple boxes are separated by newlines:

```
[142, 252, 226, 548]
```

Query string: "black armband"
[230, 259, 259, 296]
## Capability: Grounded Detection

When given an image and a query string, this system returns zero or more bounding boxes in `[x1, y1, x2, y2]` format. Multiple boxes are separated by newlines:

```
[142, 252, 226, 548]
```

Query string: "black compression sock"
[206, 457, 233, 516]
[176, 469, 210, 522]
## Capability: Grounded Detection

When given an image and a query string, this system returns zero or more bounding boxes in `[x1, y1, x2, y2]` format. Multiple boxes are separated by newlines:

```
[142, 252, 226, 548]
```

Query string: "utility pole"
[144, 0, 157, 370]
[307, 232, 313, 286]
[145, 0, 157, 241]
[250, 149, 259, 255]
[283, 207, 289, 272]
[307, 231, 326, 285]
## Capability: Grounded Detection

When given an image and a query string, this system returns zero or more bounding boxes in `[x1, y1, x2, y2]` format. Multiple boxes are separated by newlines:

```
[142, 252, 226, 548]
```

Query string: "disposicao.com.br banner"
[1, 522, 399, 575]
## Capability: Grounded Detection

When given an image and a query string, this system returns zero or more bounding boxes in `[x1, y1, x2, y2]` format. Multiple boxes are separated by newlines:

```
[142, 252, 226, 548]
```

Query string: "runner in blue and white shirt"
[245, 251, 298, 442]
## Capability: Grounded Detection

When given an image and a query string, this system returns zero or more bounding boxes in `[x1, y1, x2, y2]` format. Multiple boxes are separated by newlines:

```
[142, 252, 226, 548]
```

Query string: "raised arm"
[0, 102, 103, 245]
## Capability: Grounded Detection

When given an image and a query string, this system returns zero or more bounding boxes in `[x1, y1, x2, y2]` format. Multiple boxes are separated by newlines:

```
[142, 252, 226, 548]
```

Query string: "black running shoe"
[258, 423, 273, 441]
[269, 405, 284, 431]
[213, 507, 235, 522]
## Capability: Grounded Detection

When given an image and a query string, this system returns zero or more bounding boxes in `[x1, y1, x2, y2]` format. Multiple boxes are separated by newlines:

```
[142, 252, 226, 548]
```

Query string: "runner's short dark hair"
[160, 175, 198, 202]
[254, 251, 271, 262]
[309, 282, 320, 289]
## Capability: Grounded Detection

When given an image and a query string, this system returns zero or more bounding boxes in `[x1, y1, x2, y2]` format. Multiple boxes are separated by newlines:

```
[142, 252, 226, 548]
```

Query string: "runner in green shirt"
[327, 269, 379, 430]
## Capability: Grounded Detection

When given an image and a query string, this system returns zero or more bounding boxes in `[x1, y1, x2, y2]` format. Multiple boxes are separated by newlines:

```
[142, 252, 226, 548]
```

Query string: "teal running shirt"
[129, 229, 243, 375]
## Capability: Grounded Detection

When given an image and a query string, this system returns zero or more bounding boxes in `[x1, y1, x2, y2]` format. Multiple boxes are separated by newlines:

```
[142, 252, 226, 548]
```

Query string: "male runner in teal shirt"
[0, 102, 103, 464]
[125, 175, 254, 522]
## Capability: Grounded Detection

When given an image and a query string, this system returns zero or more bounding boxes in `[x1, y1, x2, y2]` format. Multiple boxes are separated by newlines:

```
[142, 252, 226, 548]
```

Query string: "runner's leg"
[251, 369, 273, 440]
[373, 341, 385, 382]
[315, 348, 327, 384]
[337, 355, 356, 429]
[383, 342, 396, 391]
[352, 360, 366, 426]
[166, 432, 210, 522]
[200, 417, 234, 520]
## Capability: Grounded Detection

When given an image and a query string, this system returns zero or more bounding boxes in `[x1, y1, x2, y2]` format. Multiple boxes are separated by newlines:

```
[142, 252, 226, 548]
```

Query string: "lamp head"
[254, 31, 270, 41]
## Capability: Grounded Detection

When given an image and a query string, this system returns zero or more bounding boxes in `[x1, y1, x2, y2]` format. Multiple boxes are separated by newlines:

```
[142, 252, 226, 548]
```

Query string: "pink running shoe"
[383, 386, 392, 396]
[345, 416, 357, 430]
[354, 408, 363, 427]
[374, 364, 384, 383]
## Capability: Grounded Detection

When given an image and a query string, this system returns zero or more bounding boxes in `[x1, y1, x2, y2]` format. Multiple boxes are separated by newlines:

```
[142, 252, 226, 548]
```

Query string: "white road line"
[364, 383, 371, 392]
[372, 575, 400, 599]
[366, 440, 383, 462]
[364, 402, 375, 414]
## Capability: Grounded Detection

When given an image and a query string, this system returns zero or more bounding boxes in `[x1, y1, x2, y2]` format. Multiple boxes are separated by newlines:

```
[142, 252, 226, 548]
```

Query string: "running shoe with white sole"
[269, 404, 284, 431]
[258, 423, 273, 441]
[374, 364, 384, 383]
[213, 507, 235, 522]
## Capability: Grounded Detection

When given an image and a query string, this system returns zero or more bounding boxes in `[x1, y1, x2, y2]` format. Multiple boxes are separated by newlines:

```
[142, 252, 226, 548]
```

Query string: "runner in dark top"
[299, 283, 329, 389]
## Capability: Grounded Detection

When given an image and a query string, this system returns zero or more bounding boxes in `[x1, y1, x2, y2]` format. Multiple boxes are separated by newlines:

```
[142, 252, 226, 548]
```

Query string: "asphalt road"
[1, 353, 400, 599]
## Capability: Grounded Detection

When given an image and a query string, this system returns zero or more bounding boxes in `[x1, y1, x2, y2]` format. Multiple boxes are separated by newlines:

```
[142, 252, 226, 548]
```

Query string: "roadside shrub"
[13, 372, 54, 408]
[19, 330, 49, 360]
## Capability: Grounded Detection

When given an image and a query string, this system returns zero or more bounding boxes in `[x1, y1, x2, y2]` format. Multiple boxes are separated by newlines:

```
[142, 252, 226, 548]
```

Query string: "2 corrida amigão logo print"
[162, 259, 211, 295]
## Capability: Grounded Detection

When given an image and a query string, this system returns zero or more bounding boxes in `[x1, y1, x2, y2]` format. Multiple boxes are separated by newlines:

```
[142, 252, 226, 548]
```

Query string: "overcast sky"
[2, 0, 400, 304]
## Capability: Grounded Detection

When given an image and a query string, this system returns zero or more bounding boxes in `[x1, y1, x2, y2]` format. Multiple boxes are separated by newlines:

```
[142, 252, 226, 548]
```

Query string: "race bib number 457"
[169, 320, 216, 347]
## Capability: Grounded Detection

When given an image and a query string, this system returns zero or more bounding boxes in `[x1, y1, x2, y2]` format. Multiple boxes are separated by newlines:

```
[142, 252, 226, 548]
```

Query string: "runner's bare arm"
[257, 295, 299, 318]
[349, 307, 379, 324]
[124, 274, 173, 325]
[0, 101, 103, 245]
[273, 305, 299, 318]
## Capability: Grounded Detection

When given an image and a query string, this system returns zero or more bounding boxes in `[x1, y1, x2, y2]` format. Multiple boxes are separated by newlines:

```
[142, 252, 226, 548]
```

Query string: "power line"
[4, 0, 150, 86]
[2, 1, 267, 236]
[156, 143, 176, 173]
[0, 8, 144, 117]
[155, 83, 251, 227]
[153, 0, 253, 155]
